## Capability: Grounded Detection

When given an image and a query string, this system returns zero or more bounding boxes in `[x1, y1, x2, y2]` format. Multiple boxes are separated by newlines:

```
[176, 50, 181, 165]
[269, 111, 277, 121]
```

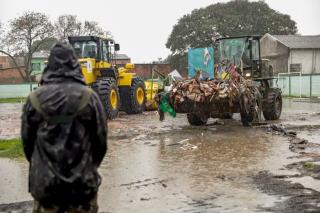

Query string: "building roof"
[273, 35, 320, 49]
[32, 51, 50, 58]
[115, 54, 130, 60]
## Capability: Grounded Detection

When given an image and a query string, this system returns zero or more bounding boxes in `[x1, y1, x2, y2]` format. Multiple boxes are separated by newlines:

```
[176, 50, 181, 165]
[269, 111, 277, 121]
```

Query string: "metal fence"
[1, 74, 320, 99]
[275, 73, 320, 97]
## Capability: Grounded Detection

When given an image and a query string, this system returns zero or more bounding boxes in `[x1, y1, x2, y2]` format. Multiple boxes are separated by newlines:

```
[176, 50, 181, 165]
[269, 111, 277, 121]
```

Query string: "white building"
[261, 34, 320, 74]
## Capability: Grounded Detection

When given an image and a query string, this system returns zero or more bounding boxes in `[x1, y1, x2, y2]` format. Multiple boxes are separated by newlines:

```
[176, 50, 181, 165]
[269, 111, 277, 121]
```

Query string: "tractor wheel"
[187, 113, 208, 126]
[92, 77, 119, 119]
[120, 77, 146, 114]
[263, 88, 282, 120]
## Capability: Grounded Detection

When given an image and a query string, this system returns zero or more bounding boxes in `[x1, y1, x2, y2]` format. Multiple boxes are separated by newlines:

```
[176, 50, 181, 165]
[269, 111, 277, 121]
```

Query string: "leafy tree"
[6, 11, 54, 85]
[164, 54, 187, 73]
[166, 0, 297, 71]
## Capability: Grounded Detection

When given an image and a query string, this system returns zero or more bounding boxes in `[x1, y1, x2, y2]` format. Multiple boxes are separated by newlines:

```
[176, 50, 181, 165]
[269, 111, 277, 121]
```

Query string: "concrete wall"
[316, 49, 320, 73]
[289, 49, 320, 74]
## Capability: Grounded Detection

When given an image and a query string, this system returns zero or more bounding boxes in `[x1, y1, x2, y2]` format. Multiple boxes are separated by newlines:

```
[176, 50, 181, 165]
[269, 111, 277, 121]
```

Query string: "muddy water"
[281, 99, 320, 126]
[98, 116, 297, 212]
[0, 99, 320, 212]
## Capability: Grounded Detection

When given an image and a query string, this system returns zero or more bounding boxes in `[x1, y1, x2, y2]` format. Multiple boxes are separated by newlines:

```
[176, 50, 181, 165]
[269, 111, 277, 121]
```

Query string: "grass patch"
[0, 97, 26, 103]
[0, 138, 24, 158]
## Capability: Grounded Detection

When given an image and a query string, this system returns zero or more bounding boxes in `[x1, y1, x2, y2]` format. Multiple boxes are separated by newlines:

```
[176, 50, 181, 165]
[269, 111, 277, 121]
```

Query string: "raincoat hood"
[41, 42, 85, 85]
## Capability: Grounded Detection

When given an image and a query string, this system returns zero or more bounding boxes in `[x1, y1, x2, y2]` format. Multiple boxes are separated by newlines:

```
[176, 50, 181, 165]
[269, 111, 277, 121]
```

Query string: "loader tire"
[263, 88, 282, 120]
[120, 77, 146, 114]
[187, 113, 208, 126]
[92, 77, 119, 119]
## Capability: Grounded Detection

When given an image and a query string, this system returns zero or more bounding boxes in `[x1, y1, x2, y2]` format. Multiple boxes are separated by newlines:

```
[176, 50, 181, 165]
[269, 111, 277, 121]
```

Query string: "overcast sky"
[1, 0, 320, 63]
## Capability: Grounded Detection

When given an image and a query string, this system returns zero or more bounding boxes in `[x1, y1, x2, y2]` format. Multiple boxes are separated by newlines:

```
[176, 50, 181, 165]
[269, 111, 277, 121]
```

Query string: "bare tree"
[0, 22, 27, 80]
[55, 15, 82, 40]
[55, 15, 105, 40]
[82, 21, 104, 36]
[0, 22, 3, 48]
[6, 11, 54, 88]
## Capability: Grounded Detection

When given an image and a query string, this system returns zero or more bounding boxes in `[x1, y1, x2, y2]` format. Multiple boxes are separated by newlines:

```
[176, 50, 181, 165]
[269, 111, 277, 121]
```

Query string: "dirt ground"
[0, 98, 320, 212]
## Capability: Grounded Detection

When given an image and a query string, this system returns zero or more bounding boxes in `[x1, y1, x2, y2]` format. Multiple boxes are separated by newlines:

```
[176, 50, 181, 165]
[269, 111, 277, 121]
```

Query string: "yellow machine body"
[144, 80, 163, 110]
[79, 58, 136, 87]
[68, 35, 158, 118]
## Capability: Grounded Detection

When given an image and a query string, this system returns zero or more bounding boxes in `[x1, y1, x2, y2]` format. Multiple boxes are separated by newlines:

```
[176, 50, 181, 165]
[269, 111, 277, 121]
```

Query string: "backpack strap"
[29, 88, 93, 124]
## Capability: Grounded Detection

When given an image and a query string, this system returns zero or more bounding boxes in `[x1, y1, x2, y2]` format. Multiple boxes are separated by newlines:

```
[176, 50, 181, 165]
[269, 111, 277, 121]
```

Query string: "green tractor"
[217, 36, 282, 123]
[185, 36, 282, 126]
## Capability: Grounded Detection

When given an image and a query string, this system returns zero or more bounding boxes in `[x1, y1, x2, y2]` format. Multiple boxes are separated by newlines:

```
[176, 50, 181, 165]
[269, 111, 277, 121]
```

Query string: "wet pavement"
[0, 103, 23, 140]
[0, 98, 320, 212]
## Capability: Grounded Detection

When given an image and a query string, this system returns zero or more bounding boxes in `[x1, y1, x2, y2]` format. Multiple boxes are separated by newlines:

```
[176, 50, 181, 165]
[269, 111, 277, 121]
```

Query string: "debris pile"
[165, 78, 259, 115]
[171, 78, 240, 103]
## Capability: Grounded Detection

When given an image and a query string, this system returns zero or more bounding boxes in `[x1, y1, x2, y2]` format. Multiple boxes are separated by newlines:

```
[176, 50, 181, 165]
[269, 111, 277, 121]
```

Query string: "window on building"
[290, 63, 302, 72]
[0, 64, 3, 69]
[32, 63, 41, 71]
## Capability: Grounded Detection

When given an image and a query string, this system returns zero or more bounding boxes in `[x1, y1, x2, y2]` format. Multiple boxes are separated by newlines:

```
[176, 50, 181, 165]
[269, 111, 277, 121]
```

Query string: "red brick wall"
[131, 64, 173, 79]
[115, 59, 131, 66]
[0, 69, 25, 83]
[0, 56, 26, 83]
[0, 56, 11, 68]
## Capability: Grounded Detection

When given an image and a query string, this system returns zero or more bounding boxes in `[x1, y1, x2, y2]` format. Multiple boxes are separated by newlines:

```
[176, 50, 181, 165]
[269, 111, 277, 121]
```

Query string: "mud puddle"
[95, 113, 307, 212]
[253, 171, 320, 212]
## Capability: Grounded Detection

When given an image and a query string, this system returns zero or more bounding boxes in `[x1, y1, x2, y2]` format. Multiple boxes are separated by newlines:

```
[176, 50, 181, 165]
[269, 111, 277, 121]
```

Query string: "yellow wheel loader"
[68, 36, 146, 119]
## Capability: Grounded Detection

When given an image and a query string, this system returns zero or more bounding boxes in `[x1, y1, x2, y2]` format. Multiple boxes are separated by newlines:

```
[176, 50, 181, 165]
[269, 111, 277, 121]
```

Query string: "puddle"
[289, 176, 320, 192]
[1, 99, 320, 212]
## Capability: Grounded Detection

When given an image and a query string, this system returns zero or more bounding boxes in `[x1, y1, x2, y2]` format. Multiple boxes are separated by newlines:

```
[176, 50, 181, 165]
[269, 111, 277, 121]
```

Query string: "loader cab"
[68, 36, 121, 84]
[215, 36, 265, 79]
[68, 36, 120, 65]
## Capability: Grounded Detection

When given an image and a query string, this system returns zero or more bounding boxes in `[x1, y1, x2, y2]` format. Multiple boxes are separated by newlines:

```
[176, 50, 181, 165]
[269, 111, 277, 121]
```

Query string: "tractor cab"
[68, 36, 122, 85]
[69, 36, 119, 64]
[215, 36, 272, 80]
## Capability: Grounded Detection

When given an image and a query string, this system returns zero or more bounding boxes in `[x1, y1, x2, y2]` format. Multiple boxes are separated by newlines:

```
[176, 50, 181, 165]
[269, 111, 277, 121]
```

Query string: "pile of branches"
[167, 78, 259, 114]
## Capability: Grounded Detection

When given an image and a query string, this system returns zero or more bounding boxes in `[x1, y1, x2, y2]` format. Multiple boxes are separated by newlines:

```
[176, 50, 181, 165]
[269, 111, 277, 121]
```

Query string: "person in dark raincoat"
[21, 42, 107, 213]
